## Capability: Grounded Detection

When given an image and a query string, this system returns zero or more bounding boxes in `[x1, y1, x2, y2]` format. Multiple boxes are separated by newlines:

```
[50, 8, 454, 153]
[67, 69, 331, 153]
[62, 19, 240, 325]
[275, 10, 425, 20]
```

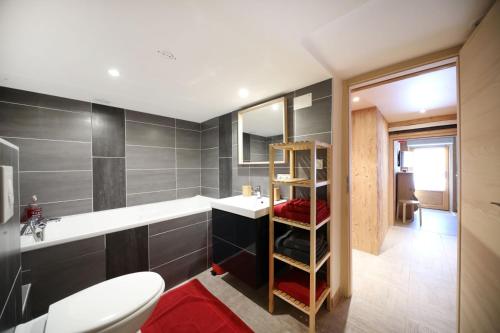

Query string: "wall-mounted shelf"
[268, 140, 333, 333]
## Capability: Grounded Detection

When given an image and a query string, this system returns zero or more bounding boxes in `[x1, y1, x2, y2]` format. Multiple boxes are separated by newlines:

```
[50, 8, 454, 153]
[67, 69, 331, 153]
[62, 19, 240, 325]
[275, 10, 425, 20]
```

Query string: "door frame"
[340, 46, 461, 300]
[389, 128, 457, 225]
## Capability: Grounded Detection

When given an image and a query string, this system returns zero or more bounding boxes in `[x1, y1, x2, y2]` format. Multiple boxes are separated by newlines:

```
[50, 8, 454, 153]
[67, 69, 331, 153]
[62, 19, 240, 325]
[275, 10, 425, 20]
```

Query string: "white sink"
[211, 195, 286, 219]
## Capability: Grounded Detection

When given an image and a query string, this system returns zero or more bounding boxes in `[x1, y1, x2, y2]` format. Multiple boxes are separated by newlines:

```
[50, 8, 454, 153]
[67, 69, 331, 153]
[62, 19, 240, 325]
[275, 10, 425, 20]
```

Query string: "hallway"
[341, 210, 458, 332]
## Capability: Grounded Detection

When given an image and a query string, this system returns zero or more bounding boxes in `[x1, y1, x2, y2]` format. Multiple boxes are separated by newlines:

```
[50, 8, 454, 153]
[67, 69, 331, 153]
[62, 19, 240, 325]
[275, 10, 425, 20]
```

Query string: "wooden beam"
[388, 114, 457, 129]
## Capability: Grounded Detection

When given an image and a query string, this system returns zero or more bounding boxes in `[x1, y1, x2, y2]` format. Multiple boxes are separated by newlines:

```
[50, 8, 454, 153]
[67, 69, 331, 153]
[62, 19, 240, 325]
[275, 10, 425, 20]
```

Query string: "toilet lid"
[45, 272, 164, 333]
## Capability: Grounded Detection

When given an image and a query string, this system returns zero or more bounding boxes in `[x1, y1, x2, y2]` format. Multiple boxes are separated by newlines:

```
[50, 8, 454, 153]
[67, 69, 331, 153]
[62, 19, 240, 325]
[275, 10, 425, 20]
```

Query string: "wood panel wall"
[459, 1, 500, 331]
[352, 107, 389, 255]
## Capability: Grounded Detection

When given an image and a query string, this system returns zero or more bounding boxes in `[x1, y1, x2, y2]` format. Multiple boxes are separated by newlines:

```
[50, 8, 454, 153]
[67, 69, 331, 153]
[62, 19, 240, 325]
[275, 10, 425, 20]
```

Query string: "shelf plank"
[273, 252, 331, 273]
[272, 216, 330, 230]
[272, 289, 310, 314]
[315, 287, 331, 314]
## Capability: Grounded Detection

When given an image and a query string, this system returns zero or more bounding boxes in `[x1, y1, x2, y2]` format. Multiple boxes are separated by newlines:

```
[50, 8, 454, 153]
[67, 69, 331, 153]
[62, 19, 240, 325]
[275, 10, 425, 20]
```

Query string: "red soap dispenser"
[24, 194, 42, 222]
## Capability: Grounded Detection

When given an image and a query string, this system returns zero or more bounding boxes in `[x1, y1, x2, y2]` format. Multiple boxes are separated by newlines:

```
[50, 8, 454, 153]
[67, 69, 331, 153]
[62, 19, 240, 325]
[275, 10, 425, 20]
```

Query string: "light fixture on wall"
[238, 88, 249, 98]
[419, 109, 427, 113]
[352, 96, 360, 103]
[107, 68, 120, 78]
[272, 103, 280, 111]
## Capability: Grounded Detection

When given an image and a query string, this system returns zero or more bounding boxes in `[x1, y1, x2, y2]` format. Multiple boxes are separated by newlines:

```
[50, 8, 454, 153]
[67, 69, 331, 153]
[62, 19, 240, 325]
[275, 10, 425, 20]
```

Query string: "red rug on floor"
[141, 279, 253, 333]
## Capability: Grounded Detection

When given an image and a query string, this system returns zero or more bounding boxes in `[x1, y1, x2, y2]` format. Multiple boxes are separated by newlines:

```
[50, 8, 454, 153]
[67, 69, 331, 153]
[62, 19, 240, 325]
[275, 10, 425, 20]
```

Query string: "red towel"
[275, 270, 327, 306]
[287, 199, 327, 214]
[274, 201, 330, 224]
[141, 279, 253, 333]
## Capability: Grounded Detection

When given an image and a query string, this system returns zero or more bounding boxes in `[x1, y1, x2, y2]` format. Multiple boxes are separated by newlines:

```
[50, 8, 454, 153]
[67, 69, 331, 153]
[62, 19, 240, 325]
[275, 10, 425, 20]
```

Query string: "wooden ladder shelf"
[268, 140, 333, 333]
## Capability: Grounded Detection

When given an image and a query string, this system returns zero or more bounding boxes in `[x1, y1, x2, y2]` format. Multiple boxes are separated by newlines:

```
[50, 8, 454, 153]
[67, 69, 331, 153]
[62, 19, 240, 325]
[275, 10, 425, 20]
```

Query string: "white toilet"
[16, 272, 165, 333]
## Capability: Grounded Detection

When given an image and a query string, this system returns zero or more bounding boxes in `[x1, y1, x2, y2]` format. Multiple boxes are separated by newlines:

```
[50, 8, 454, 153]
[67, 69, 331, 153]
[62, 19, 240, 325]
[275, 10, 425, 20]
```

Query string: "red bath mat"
[141, 279, 253, 333]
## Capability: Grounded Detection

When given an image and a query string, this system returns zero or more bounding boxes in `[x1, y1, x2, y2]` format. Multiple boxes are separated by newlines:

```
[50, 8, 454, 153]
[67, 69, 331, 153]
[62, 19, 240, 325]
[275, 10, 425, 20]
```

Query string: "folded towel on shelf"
[282, 230, 326, 253]
[275, 270, 328, 306]
[274, 201, 330, 224]
[275, 243, 328, 265]
[286, 199, 327, 214]
[275, 230, 329, 265]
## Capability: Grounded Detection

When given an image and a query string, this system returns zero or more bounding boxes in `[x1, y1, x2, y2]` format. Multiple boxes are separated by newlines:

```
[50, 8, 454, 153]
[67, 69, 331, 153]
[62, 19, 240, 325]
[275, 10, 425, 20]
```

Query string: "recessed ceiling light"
[239, 88, 249, 98]
[272, 103, 280, 111]
[352, 96, 360, 103]
[108, 68, 120, 77]
[419, 109, 427, 113]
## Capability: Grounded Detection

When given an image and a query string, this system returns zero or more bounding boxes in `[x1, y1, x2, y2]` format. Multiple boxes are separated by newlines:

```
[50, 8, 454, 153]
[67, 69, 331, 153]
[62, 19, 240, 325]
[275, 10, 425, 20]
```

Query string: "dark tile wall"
[149, 212, 210, 289]
[125, 110, 202, 205]
[0, 86, 209, 217]
[200, 117, 219, 198]
[226, 79, 332, 197]
[0, 139, 21, 331]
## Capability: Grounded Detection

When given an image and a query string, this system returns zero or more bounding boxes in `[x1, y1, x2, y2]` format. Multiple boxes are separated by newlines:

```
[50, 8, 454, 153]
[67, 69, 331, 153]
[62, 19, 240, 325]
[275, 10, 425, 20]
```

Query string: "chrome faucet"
[20, 216, 59, 242]
[253, 185, 262, 199]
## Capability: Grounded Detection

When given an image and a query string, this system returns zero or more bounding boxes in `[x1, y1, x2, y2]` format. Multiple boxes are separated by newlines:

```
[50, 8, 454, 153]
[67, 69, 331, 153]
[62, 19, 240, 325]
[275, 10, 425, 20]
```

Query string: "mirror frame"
[237, 96, 288, 165]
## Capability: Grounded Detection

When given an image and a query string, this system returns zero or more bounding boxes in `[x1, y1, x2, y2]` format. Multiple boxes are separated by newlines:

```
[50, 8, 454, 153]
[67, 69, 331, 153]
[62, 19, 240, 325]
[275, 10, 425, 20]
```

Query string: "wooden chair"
[397, 199, 423, 226]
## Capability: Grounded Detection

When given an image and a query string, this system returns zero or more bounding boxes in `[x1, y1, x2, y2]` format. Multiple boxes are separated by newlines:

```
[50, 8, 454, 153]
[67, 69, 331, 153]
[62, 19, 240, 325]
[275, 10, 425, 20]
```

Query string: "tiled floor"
[194, 209, 458, 333]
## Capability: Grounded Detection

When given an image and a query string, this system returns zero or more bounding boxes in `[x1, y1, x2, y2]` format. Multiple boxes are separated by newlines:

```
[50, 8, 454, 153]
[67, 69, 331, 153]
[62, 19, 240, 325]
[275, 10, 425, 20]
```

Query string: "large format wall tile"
[126, 146, 175, 169]
[201, 168, 218, 188]
[176, 119, 200, 131]
[201, 148, 218, 168]
[201, 187, 219, 198]
[0, 86, 91, 113]
[176, 128, 200, 149]
[149, 222, 207, 268]
[127, 169, 176, 194]
[91, 104, 125, 157]
[293, 96, 332, 137]
[126, 121, 175, 148]
[152, 248, 207, 290]
[201, 127, 218, 149]
[127, 190, 177, 207]
[177, 187, 201, 199]
[6, 138, 91, 171]
[20, 171, 92, 205]
[21, 199, 93, 218]
[125, 110, 175, 127]
[177, 169, 201, 188]
[294, 79, 332, 101]
[0, 102, 91, 142]
[0, 140, 20, 329]
[219, 158, 231, 198]
[176, 149, 201, 168]
[149, 212, 208, 236]
[218, 113, 232, 158]
[92, 158, 126, 211]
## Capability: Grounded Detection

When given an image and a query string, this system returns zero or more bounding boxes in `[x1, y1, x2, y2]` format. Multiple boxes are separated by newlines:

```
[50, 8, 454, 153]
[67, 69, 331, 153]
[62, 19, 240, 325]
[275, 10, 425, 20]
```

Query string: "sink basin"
[211, 195, 285, 219]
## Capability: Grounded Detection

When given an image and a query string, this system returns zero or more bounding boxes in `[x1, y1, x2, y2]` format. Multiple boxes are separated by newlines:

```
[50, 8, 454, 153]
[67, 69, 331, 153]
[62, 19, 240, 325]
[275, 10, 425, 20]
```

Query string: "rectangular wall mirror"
[238, 97, 287, 165]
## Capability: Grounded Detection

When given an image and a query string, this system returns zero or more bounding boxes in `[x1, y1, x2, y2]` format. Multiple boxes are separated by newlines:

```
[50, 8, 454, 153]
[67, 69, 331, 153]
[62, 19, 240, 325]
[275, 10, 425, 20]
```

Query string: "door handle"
[491, 202, 500, 207]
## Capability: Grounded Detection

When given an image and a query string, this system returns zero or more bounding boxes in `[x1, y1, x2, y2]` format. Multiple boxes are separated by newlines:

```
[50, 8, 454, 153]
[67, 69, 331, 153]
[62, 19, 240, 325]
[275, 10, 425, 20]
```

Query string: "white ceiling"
[0, 0, 492, 122]
[352, 66, 457, 122]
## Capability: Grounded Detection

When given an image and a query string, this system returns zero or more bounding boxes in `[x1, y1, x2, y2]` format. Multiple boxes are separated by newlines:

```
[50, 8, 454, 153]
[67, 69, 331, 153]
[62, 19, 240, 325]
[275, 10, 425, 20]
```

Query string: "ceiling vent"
[157, 50, 176, 60]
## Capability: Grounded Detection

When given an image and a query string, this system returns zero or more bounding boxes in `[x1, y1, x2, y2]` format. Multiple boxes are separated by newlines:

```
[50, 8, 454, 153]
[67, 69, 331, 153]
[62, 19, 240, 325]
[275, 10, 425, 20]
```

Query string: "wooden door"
[459, 2, 500, 332]
[412, 145, 450, 210]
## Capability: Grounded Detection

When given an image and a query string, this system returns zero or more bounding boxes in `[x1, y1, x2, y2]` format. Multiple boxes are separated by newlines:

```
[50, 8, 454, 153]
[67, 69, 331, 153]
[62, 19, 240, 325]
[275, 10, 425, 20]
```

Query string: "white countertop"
[21, 195, 213, 252]
[211, 195, 285, 219]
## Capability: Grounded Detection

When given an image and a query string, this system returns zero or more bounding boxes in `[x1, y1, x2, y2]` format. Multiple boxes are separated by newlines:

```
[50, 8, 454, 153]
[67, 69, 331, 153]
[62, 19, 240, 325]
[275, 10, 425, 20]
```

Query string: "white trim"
[0, 137, 19, 150]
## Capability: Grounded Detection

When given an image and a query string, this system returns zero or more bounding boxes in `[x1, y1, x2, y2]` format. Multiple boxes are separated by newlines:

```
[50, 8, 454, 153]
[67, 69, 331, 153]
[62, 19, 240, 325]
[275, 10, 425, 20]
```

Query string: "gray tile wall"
[0, 86, 211, 217]
[0, 139, 21, 330]
[200, 117, 219, 198]
[124, 110, 202, 205]
[226, 79, 333, 198]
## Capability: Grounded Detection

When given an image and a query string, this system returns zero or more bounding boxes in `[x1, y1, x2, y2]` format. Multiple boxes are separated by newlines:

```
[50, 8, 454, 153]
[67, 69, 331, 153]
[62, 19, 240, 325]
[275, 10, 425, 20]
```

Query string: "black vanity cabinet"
[212, 209, 268, 288]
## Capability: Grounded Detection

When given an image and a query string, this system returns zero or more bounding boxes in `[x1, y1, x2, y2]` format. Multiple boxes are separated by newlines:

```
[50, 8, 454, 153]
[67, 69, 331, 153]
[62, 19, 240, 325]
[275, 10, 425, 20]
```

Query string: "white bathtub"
[21, 195, 213, 252]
